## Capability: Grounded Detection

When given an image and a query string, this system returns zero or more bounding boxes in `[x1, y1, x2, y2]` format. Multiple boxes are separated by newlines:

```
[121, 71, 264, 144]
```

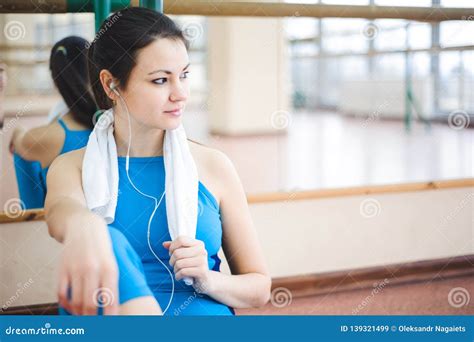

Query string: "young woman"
[45, 7, 271, 315]
[9, 36, 96, 208]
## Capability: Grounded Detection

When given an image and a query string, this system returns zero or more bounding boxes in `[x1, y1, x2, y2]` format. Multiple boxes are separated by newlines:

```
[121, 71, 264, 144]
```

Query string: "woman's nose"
[170, 82, 188, 102]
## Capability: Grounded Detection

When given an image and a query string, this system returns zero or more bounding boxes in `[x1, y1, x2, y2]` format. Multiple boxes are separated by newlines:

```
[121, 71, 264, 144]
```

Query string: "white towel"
[82, 108, 199, 243]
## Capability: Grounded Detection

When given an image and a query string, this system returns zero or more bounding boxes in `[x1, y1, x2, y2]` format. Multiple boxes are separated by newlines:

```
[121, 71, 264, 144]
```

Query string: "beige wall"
[208, 16, 289, 135]
[1, 186, 472, 307]
[236, 187, 473, 277]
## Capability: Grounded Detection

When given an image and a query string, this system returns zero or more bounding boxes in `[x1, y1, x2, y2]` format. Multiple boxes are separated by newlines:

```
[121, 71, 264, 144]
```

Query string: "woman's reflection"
[9, 36, 96, 209]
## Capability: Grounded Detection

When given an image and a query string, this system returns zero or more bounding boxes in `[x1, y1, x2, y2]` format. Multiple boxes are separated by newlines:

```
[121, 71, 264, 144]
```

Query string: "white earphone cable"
[115, 88, 175, 315]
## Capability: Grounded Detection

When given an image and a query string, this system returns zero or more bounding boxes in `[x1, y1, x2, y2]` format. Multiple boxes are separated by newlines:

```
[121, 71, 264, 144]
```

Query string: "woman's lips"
[164, 108, 182, 116]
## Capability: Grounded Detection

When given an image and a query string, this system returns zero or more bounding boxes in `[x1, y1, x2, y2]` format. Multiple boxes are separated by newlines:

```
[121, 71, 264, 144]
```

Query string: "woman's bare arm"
[200, 151, 271, 308]
[44, 150, 119, 315]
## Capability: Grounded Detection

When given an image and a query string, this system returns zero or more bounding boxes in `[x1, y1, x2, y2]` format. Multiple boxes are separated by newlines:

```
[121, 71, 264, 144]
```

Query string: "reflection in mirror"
[5, 36, 95, 209]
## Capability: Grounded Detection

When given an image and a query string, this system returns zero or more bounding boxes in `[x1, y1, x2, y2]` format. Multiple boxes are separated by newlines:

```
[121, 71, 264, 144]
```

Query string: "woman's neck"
[113, 111, 165, 157]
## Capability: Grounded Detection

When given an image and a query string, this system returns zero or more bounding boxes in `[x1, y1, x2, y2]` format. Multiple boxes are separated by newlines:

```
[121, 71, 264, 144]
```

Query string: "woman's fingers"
[173, 256, 203, 274]
[169, 245, 205, 267]
[70, 274, 83, 315]
[58, 273, 72, 313]
[82, 272, 100, 315]
[167, 236, 203, 255]
[101, 266, 119, 316]
[175, 266, 202, 281]
[60, 266, 118, 315]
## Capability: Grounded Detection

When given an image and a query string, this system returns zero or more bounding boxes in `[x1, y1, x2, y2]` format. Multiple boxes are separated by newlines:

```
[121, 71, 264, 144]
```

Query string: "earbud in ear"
[110, 81, 119, 95]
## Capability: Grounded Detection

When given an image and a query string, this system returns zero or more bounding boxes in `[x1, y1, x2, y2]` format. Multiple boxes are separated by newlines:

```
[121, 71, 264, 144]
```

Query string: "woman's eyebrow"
[148, 63, 190, 75]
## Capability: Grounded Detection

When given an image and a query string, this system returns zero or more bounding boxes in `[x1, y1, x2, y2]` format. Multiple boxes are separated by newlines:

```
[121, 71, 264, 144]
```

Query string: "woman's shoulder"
[188, 140, 238, 206]
[20, 122, 65, 167]
[61, 113, 91, 130]
[49, 147, 85, 172]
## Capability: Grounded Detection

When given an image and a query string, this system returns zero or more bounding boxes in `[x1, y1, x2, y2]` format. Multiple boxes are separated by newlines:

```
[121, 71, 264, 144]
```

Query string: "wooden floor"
[3, 255, 472, 316]
[2, 108, 472, 205]
[236, 275, 473, 316]
[186, 111, 474, 194]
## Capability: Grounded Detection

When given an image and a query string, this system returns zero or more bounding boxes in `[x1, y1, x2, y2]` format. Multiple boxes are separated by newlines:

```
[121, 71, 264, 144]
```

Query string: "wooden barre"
[0, 1, 472, 22]
[247, 178, 474, 204]
[0, 178, 472, 223]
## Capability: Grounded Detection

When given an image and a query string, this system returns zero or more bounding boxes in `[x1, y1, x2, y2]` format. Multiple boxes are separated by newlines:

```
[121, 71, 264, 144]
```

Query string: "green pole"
[140, 0, 163, 13]
[67, 0, 133, 12]
[93, 0, 111, 31]
[66, 0, 163, 32]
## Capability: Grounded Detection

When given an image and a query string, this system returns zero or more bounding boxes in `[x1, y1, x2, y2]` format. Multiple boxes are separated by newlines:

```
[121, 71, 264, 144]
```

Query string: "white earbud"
[110, 81, 119, 95]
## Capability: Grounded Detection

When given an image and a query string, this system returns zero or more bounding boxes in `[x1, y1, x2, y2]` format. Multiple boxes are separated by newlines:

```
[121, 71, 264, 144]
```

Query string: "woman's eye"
[152, 78, 167, 85]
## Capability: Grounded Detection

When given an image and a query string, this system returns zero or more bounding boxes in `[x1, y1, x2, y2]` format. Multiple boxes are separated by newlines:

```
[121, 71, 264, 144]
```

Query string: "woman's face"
[115, 38, 190, 130]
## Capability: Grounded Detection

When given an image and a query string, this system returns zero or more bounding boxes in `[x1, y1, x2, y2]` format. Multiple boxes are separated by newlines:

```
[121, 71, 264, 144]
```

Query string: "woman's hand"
[59, 218, 119, 315]
[163, 236, 213, 294]
[8, 126, 22, 154]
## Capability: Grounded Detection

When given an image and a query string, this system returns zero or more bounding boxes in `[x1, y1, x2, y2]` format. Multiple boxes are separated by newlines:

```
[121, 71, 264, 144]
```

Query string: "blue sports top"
[14, 118, 91, 209]
[39, 118, 91, 198]
[111, 155, 235, 315]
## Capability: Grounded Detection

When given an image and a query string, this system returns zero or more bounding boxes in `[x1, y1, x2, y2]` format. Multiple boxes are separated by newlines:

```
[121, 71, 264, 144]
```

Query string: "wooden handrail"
[1, 178, 472, 223]
[0, 1, 472, 22]
[247, 178, 474, 204]
[0, 208, 44, 224]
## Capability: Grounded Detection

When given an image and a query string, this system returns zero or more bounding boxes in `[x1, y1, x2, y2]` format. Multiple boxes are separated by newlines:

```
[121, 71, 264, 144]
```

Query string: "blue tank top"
[112, 155, 235, 315]
[14, 118, 91, 209]
[13, 153, 44, 209]
[39, 118, 91, 193]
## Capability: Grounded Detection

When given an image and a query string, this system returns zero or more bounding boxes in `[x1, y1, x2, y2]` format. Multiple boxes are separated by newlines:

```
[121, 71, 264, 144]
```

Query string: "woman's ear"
[99, 69, 118, 102]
